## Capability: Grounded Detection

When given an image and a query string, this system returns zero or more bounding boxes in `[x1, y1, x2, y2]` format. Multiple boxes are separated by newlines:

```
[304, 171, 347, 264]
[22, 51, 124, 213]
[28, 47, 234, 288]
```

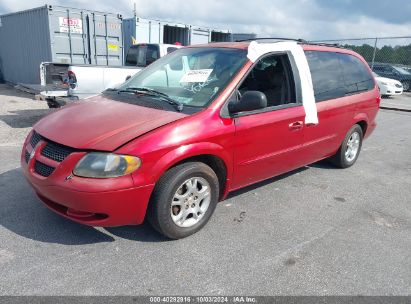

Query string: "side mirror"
[125, 75, 131, 81]
[228, 91, 267, 114]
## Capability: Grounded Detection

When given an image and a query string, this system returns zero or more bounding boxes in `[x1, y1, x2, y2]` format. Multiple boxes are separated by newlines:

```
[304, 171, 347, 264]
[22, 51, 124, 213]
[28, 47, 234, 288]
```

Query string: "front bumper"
[21, 131, 154, 227]
[379, 84, 403, 96]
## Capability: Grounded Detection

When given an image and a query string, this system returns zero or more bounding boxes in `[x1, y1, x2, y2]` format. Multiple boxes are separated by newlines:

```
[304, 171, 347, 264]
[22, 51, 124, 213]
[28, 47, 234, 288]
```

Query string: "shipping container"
[0, 5, 123, 84]
[123, 17, 231, 55]
[210, 30, 232, 43]
[163, 23, 189, 45]
[232, 33, 257, 42]
[123, 17, 189, 56]
[189, 27, 211, 45]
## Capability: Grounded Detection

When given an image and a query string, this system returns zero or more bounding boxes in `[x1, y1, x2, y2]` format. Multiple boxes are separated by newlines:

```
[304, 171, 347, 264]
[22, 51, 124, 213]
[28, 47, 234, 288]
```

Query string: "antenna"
[133, 3, 137, 17]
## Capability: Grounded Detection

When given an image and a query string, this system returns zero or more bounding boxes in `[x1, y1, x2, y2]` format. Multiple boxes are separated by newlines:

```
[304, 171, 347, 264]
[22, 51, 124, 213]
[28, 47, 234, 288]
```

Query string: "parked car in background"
[400, 65, 411, 75]
[372, 72, 403, 97]
[21, 41, 380, 239]
[46, 43, 181, 108]
[372, 63, 411, 91]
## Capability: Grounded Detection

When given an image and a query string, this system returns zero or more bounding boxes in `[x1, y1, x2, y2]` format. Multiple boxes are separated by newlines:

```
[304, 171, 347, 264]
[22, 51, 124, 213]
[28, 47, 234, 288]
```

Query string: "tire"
[46, 98, 60, 109]
[330, 124, 363, 168]
[401, 81, 410, 92]
[147, 162, 219, 239]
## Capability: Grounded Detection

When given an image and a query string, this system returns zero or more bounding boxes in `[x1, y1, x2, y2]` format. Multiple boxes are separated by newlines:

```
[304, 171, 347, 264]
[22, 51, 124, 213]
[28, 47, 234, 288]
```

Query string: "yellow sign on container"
[107, 43, 119, 51]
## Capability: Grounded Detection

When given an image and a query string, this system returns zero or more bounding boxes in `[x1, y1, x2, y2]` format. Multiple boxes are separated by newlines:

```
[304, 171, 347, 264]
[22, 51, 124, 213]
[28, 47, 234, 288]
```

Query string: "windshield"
[118, 47, 248, 108]
[393, 66, 411, 75]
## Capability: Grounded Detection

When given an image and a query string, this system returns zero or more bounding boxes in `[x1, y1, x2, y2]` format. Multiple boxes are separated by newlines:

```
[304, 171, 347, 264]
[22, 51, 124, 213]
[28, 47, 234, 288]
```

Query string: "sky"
[1, 0, 410, 41]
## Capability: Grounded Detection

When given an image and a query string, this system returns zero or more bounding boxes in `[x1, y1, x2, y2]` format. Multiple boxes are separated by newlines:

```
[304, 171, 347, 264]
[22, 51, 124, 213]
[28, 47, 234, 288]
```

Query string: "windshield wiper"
[118, 87, 184, 112]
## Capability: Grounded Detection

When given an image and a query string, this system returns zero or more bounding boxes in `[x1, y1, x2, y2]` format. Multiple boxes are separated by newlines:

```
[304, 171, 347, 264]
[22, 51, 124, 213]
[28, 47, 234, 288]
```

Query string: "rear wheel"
[330, 124, 363, 168]
[147, 162, 219, 239]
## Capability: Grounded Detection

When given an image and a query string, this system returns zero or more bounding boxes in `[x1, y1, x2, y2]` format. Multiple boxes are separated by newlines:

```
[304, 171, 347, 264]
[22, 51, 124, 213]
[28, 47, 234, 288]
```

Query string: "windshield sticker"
[180, 69, 213, 83]
[182, 77, 216, 94]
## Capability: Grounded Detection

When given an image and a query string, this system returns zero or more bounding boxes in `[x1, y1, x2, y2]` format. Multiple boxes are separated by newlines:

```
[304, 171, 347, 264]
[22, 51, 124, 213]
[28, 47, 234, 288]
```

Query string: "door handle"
[288, 121, 304, 131]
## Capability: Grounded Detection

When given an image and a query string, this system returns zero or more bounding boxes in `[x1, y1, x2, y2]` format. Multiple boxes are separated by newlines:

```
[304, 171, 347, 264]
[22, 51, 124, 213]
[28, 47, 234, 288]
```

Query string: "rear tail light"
[67, 70, 77, 89]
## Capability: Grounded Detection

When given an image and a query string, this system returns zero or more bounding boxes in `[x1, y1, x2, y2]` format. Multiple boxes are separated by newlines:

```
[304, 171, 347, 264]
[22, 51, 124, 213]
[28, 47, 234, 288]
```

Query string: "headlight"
[73, 153, 141, 178]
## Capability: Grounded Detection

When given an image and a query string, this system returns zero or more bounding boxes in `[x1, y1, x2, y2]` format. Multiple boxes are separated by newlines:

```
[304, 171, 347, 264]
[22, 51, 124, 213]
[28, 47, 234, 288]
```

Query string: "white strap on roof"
[247, 41, 318, 124]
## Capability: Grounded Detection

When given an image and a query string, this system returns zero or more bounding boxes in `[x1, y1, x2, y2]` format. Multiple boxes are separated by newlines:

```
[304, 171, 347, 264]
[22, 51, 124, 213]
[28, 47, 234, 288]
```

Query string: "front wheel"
[330, 124, 363, 168]
[147, 162, 219, 239]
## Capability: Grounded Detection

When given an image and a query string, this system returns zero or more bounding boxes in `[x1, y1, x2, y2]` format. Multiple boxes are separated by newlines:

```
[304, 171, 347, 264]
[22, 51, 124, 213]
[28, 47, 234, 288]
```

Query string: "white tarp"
[247, 41, 318, 124]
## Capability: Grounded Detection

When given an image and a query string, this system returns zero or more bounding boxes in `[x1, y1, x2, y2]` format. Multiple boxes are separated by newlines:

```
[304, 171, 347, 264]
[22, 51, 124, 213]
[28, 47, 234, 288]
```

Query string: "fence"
[311, 36, 411, 70]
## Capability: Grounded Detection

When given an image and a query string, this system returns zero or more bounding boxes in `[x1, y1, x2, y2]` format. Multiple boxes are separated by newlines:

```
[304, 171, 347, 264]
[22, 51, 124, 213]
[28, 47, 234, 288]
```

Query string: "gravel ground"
[0, 85, 410, 296]
[0, 84, 49, 146]
[0, 84, 49, 174]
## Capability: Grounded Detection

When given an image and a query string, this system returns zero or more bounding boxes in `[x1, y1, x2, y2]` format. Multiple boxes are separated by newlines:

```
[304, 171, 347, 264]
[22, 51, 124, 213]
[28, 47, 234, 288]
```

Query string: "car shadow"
[0, 159, 337, 245]
[104, 224, 170, 242]
[307, 159, 336, 169]
[227, 166, 310, 199]
[0, 168, 115, 245]
[227, 159, 337, 199]
[0, 167, 172, 244]
[0, 109, 51, 128]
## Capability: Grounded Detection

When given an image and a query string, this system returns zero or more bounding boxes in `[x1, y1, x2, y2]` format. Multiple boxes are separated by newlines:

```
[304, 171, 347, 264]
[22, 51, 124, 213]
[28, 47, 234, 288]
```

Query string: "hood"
[375, 76, 401, 85]
[34, 95, 188, 151]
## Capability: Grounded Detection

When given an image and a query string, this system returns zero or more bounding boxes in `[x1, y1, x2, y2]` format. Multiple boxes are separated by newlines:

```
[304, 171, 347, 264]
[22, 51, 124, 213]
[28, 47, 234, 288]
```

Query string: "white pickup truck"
[46, 43, 181, 108]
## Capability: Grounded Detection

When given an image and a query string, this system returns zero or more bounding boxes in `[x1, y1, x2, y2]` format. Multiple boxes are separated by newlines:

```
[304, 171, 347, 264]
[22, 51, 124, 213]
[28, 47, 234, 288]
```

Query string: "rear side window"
[306, 51, 374, 102]
[305, 51, 345, 102]
[125, 44, 160, 67]
[339, 54, 374, 94]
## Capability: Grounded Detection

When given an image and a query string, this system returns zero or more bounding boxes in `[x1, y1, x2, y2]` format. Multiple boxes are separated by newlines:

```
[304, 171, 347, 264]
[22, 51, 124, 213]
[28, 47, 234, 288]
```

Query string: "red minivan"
[21, 41, 380, 239]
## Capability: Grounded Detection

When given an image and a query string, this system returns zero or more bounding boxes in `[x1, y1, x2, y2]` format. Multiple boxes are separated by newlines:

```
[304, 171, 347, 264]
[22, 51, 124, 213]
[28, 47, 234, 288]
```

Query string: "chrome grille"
[30, 131, 42, 148]
[34, 160, 55, 177]
[41, 141, 75, 162]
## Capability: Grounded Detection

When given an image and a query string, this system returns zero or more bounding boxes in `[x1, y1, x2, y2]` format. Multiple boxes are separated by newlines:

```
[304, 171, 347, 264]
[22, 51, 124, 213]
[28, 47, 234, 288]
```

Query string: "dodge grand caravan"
[21, 41, 380, 239]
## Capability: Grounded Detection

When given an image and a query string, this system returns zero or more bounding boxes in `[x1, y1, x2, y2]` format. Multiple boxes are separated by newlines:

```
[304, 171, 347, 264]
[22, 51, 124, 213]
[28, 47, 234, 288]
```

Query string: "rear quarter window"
[339, 53, 374, 94]
[306, 50, 375, 102]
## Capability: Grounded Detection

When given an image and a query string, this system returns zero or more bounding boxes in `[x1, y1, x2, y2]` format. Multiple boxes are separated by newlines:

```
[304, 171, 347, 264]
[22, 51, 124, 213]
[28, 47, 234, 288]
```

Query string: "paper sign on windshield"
[180, 69, 213, 83]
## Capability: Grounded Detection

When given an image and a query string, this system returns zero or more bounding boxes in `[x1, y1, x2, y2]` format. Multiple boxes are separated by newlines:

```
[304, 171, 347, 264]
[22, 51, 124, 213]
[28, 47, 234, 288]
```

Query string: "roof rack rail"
[236, 37, 307, 43]
[306, 42, 343, 48]
[236, 37, 345, 49]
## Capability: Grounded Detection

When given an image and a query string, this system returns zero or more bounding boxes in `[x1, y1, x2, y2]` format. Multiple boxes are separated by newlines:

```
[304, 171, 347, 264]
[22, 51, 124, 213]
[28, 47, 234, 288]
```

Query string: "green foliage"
[343, 43, 411, 66]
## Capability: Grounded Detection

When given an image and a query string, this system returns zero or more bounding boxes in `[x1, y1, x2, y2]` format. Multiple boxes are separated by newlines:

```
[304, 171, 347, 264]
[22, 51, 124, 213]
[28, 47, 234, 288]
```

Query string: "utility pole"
[371, 38, 378, 70]
[133, 3, 137, 17]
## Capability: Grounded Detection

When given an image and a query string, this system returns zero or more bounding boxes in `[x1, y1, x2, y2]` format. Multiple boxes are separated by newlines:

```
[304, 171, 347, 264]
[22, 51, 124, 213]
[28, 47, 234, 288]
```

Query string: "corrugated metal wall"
[232, 33, 257, 42]
[123, 17, 231, 55]
[0, 5, 123, 84]
[0, 6, 52, 84]
[123, 18, 136, 58]
[211, 31, 232, 42]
